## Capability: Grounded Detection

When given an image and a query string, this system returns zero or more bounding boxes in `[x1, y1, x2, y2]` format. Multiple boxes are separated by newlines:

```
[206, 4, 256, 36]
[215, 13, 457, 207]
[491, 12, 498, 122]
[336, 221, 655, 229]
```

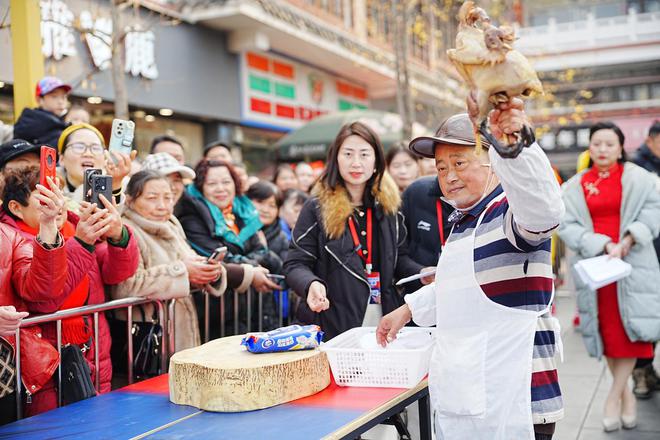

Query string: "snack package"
[241, 325, 323, 353]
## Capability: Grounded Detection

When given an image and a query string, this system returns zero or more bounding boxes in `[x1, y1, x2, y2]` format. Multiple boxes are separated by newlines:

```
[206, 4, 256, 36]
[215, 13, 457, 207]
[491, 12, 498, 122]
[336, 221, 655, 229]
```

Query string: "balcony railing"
[516, 10, 660, 55]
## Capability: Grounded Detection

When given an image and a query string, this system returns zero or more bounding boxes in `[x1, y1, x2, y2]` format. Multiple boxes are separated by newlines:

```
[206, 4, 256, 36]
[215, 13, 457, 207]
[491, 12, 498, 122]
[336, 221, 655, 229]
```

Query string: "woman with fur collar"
[284, 122, 429, 340]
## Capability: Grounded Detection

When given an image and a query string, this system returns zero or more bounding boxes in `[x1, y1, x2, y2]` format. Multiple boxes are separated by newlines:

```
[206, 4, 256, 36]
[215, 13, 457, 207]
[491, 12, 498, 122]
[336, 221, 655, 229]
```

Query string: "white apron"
[430, 209, 553, 440]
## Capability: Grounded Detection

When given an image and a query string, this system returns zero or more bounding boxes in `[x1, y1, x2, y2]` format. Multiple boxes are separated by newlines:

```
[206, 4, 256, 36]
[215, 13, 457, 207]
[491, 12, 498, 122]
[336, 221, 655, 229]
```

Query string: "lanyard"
[348, 208, 373, 273]
[436, 200, 446, 248]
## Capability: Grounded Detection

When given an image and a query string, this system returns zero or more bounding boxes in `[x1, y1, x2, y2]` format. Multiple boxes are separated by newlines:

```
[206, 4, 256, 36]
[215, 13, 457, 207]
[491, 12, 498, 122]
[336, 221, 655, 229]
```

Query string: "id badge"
[366, 271, 381, 304]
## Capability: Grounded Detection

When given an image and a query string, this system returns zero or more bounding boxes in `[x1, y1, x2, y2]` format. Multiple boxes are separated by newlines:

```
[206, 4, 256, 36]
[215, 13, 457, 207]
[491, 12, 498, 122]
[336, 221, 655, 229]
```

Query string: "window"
[651, 83, 660, 99]
[633, 84, 650, 101]
[367, 0, 393, 43]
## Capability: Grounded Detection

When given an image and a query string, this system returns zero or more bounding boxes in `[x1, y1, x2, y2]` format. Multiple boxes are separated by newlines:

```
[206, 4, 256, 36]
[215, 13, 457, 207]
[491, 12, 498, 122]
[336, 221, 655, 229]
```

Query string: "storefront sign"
[80, 10, 112, 70]
[41, 0, 77, 60]
[40, 0, 158, 79]
[240, 51, 368, 129]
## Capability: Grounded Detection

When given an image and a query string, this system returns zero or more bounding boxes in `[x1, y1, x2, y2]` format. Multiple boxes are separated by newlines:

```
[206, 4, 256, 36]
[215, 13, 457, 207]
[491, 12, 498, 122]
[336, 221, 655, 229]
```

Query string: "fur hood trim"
[312, 172, 400, 240]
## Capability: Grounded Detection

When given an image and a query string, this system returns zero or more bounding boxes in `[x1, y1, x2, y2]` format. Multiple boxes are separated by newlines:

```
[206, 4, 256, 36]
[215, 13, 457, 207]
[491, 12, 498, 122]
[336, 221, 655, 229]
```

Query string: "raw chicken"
[447, 1, 542, 156]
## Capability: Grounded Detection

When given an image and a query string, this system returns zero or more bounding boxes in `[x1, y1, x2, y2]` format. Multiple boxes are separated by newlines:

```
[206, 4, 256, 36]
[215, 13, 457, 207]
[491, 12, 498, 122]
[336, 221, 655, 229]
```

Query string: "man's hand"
[105, 150, 137, 191]
[376, 304, 412, 347]
[251, 267, 280, 293]
[420, 266, 436, 285]
[0, 306, 29, 337]
[35, 176, 65, 244]
[307, 281, 329, 312]
[184, 256, 223, 285]
[488, 98, 530, 144]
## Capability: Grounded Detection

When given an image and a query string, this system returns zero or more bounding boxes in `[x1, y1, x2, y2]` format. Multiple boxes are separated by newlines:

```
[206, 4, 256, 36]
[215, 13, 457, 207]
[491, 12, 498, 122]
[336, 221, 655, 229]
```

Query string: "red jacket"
[0, 222, 67, 397]
[0, 210, 139, 412]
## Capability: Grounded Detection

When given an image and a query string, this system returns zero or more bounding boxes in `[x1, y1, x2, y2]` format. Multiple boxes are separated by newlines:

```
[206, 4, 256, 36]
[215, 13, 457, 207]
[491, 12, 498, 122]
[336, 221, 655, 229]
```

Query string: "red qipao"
[582, 163, 653, 358]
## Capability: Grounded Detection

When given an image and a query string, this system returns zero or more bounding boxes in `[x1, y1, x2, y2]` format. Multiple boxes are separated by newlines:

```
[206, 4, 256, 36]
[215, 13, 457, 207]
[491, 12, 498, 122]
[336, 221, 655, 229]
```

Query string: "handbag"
[60, 343, 97, 404]
[133, 308, 162, 380]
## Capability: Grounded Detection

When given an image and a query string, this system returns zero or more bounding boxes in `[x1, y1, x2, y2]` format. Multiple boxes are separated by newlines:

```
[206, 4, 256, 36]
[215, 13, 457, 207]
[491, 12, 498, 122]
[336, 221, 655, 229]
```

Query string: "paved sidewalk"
[553, 291, 660, 440]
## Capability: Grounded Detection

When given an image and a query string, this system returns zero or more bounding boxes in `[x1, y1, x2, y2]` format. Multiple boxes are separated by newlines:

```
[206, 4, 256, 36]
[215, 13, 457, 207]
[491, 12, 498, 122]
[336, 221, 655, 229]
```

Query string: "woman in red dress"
[563, 122, 657, 432]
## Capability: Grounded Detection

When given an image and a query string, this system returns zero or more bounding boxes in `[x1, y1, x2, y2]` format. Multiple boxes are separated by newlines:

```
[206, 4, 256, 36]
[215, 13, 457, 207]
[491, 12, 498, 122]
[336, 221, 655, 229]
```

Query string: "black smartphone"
[267, 274, 287, 289]
[207, 246, 227, 263]
[83, 168, 102, 202]
[90, 175, 113, 207]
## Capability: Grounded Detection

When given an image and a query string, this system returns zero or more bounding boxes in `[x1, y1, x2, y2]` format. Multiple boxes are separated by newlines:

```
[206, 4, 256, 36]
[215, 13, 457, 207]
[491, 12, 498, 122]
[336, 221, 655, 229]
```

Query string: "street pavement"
[553, 290, 660, 440]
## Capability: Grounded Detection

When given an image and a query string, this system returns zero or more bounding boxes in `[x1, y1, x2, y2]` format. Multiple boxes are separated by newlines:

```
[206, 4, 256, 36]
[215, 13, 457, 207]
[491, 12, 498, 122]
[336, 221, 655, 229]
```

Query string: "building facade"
[514, 0, 660, 174]
[1, 0, 466, 170]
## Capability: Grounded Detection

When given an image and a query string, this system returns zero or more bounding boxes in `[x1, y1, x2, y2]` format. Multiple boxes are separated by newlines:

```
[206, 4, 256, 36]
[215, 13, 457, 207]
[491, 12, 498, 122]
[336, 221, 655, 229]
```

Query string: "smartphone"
[267, 274, 287, 289]
[39, 146, 57, 189]
[90, 175, 113, 207]
[83, 168, 102, 202]
[108, 118, 135, 158]
[207, 246, 227, 263]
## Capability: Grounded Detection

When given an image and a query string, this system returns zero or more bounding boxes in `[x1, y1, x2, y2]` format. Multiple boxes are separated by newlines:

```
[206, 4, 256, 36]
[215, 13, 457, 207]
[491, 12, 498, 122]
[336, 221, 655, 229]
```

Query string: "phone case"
[40, 146, 57, 189]
[108, 119, 135, 156]
[90, 175, 113, 207]
[83, 168, 102, 202]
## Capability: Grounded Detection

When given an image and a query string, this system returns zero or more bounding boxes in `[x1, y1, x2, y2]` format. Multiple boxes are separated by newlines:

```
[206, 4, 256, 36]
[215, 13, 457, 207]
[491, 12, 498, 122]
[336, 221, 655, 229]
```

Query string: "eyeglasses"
[65, 142, 105, 156]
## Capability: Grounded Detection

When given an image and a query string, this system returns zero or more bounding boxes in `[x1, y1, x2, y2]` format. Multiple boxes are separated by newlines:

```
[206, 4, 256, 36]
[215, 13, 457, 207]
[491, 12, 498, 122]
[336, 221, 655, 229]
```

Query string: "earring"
[373, 169, 377, 173]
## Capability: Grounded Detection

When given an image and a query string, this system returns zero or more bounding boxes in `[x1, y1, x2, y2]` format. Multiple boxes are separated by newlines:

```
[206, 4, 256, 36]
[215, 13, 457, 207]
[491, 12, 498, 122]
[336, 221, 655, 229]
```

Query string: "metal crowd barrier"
[14, 297, 170, 420]
[13, 287, 297, 418]
[201, 288, 296, 343]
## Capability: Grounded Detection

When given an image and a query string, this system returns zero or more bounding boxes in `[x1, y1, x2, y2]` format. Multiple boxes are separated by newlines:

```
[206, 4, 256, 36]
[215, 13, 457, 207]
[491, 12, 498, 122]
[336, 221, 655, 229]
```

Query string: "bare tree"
[392, 0, 415, 139]
[110, 0, 129, 119]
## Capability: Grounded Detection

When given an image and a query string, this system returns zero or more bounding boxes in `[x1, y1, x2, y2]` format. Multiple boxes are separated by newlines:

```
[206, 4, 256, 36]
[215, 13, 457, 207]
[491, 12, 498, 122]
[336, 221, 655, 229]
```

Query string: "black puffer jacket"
[175, 192, 282, 273]
[284, 174, 423, 340]
[263, 221, 289, 263]
[13, 108, 68, 149]
[400, 176, 453, 293]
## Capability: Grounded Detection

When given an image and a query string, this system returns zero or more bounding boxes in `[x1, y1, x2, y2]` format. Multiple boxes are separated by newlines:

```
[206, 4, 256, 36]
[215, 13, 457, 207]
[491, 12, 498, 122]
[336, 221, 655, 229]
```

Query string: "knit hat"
[57, 123, 106, 154]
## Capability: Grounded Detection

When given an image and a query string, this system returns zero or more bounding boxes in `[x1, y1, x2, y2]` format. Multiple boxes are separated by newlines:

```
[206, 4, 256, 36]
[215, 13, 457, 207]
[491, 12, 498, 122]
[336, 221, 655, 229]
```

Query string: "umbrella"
[275, 110, 430, 161]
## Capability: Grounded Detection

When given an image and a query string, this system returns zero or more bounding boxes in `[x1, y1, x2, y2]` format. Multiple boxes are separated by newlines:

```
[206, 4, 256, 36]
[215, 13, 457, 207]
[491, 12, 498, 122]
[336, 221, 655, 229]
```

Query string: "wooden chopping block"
[169, 335, 330, 412]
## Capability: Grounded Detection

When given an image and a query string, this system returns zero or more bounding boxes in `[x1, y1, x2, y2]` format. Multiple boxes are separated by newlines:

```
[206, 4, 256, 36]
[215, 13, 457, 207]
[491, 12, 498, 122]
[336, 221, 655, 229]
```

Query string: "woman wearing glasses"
[56, 123, 133, 211]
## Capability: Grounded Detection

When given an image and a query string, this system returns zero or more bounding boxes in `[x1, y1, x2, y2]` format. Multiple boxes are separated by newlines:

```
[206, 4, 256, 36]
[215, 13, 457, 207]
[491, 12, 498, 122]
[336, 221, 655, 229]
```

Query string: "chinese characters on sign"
[80, 11, 112, 71]
[40, 0, 159, 80]
[124, 30, 159, 80]
[41, 0, 76, 60]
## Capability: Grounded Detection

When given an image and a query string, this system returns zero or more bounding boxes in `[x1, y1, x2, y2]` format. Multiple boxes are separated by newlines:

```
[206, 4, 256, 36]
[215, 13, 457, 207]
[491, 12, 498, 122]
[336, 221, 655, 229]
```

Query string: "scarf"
[187, 185, 263, 249]
[16, 220, 92, 346]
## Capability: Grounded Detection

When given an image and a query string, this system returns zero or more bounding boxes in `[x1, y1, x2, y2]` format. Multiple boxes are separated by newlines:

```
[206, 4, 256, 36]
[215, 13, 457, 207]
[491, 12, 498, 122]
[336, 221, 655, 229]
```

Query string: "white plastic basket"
[320, 327, 435, 388]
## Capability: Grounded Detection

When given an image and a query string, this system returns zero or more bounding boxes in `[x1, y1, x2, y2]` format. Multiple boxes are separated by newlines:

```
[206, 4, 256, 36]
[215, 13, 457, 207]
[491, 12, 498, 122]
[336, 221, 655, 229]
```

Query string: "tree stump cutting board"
[169, 335, 330, 412]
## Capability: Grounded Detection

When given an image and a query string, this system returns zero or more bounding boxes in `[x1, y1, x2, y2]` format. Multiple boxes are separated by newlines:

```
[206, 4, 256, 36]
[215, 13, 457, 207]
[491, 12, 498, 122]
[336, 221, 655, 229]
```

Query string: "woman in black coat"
[284, 122, 430, 340]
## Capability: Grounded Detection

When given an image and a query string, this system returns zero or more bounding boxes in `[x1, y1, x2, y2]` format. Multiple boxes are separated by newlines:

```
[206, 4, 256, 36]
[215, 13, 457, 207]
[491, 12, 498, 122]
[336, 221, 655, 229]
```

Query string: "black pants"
[534, 422, 555, 440]
[635, 342, 656, 368]
[0, 392, 17, 426]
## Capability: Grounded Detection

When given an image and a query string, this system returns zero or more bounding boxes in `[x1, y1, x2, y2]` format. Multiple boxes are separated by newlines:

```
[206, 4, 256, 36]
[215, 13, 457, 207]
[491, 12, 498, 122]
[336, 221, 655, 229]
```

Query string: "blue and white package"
[241, 325, 323, 353]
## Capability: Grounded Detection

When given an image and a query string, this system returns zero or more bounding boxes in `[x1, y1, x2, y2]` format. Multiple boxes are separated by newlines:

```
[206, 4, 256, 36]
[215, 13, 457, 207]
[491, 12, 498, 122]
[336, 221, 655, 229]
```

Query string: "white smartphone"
[108, 118, 135, 156]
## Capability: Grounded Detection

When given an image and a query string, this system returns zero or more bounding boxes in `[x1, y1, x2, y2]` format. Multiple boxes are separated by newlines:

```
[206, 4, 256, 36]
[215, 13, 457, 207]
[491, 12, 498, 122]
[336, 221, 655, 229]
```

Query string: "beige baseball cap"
[408, 113, 491, 158]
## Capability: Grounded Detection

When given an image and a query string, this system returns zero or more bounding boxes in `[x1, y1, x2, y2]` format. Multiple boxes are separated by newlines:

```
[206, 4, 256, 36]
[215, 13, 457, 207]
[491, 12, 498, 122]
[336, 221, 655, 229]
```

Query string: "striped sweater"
[446, 184, 563, 424]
